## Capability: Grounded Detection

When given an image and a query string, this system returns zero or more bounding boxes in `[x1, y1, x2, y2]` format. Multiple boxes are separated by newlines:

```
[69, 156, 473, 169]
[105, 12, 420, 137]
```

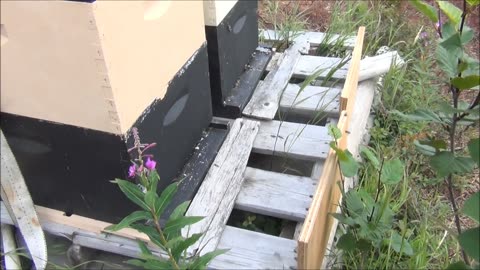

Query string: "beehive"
[203, 0, 259, 115]
[0, 1, 212, 222]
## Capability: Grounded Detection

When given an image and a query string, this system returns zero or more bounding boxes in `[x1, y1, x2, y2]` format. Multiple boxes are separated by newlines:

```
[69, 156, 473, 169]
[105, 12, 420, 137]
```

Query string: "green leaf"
[414, 140, 437, 156]
[339, 149, 360, 177]
[439, 32, 463, 58]
[392, 109, 444, 123]
[389, 231, 414, 256]
[430, 151, 476, 177]
[143, 259, 172, 269]
[168, 201, 190, 223]
[381, 159, 404, 185]
[462, 191, 480, 223]
[105, 210, 151, 231]
[164, 216, 203, 235]
[130, 224, 165, 249]
[155, 182, 178, 217]
[125, 259, 145, 267]
[438, 1, 463, 26]
[458, 227, 480, 262]
[451, 75, 480, 90]
[328, 124, 342, 140]
[337, 232, 356, 252]
[409, 0, 438, 22]
[414, 139, 447, 156]
[436, 45, 458, 77]
[138, 240, 152, 256]
[189, 249, 229, 270]
[360, 146, 380, 169]
[460, 27, 475, 45]
[466, 0, 480, 6]
[345, 190, 364, 217]
[149, 170, 160, 194]
[468, 138, 479, 166]
[145, 190, 158, 211]
[331, 213, 357, 226]
[356, 238, 373, 252]
[171, 233, 203, 260]
[446, 261, 471, 270]
[111, 179, 149, 211]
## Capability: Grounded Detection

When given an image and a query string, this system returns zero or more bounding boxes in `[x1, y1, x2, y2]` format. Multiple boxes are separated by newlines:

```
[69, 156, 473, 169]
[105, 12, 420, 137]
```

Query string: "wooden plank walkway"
[184, 119, 260, 256]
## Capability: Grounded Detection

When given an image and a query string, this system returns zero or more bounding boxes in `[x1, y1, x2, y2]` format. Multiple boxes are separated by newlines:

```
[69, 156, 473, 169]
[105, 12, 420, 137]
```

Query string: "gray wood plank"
[210, 226, 297, 270]
[260, 29, 356, 48]
[279, 83, 341, 117]
[253, 120, 331, 161]
[235, 167, 316, 221]
[184, 119, 260, 256]
[279, 51, 403, 81]
[243, 37, 309, 120]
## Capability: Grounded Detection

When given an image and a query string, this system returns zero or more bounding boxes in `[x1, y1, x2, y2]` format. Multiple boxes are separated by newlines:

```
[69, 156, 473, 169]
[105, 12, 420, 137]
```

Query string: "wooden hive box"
[203, 0, 259, 116]
[0, 0, 212, 223]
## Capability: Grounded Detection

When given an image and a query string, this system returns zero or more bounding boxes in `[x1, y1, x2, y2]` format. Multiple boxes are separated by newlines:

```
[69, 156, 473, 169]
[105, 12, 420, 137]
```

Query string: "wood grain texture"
[260, 29, 356, 48]
[298, 111, 348, 269]
[279, 83, 341, 118]
[243, 36, 309, 120]
[253, 120, 331, 161]
[209, 226, 297, 269]
[340, 27, 365, 112]
[235, 167, 316, 221]
[321, 79, 377, 269]
[286, 50, 403, 81]
[184, 119, 260, 256]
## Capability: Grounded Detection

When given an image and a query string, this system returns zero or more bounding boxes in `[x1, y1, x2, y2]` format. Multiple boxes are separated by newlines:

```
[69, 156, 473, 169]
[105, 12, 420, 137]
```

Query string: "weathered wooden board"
[260, 29, 356, 48]
[235, 167, 317, 221]
[243, 36, 309, 120]
[209, 226, 297, 270]
[279, 83, 341, 117]
[298, 111, 348, 269]
[286, 50, 403, 81]
[252, 120, 331, 161]
[184, 119, 260, 255]
[321, 79, 377, 269]
[340, 27, 365, 111]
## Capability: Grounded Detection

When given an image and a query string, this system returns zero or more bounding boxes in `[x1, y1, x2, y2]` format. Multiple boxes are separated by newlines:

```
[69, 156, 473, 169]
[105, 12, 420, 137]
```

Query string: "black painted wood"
[125, 44, 213, 193]
[0, 44, 213, 223]
[160, 125, 229, 225]
[206, 0, 259, 112]
[214, 48, 272, 118]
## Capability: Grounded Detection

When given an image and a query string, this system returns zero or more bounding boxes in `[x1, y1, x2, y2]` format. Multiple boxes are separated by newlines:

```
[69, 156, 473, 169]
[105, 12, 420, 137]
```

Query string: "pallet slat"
[253, 120, 331, 161]
[280, 50, 403, 81]
[243, 37, 309, 120]
[279, 83, 341, 117]
[209, 226, 297, 270]
[235, 167, 317, 221]
[340, 26, 366, 112]
[260, 29, 356, 48]
[184, 119, 260, 256]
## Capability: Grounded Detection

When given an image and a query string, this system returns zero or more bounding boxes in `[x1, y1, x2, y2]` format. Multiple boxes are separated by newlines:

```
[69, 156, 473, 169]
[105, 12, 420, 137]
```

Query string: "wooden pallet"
[1, 28, 402, 269]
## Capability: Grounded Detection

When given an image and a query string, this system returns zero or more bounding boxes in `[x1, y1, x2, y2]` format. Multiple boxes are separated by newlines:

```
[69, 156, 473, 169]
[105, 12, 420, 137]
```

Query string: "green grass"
[317, 1, 466, 269]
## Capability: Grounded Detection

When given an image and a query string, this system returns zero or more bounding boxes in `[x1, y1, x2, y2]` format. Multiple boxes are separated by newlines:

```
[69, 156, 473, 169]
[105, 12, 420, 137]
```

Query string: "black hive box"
[204, 0, 259, 116]
[0, 1, 212, 223]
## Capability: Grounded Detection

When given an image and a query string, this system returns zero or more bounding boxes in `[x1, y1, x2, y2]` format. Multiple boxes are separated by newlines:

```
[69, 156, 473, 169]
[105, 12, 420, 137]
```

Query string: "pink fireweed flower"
[145, 157, 156, 171]
[128, 164, 136, 178]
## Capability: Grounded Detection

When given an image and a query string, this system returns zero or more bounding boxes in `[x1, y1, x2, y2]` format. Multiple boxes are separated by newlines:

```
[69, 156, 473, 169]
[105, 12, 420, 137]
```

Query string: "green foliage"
[105, 132, 227, 269]
[408, 0, 480, 267]
[463, 191, 480, 223]
[381, 159, 404, 185]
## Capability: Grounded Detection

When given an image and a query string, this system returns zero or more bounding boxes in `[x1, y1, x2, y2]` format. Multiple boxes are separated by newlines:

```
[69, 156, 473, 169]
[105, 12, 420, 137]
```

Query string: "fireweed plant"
[105, 128, 227, 270]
